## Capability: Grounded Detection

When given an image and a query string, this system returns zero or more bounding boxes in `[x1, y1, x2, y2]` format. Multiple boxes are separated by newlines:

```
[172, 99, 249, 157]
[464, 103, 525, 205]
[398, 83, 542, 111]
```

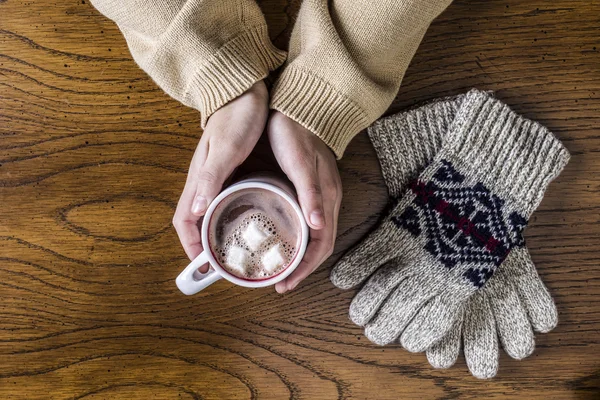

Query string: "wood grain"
[1, 0, 599, 398]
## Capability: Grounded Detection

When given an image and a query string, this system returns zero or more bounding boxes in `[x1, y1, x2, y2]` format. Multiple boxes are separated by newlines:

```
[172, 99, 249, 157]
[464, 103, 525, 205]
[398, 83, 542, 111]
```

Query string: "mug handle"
[176, 251, 223, 295]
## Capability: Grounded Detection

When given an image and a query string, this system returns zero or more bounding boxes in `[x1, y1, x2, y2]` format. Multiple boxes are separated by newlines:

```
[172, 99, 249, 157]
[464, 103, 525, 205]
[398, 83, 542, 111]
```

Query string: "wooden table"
[1, 0, 599, 398]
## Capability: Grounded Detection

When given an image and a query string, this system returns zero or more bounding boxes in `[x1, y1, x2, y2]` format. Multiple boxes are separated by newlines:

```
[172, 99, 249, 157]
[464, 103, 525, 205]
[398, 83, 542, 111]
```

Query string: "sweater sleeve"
[269, 0, 453, 158]
[90, 0, 287, 127]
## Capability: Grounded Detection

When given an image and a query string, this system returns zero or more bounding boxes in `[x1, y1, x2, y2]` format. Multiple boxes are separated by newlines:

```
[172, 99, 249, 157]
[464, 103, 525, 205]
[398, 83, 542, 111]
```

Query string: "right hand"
[172, 81, 269, 272]
[266, 112, 342, 293]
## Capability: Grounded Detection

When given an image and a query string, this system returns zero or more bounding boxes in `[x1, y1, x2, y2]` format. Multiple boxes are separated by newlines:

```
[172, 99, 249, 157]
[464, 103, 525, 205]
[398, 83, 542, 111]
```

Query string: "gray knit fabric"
[330, 89, 570, 356]
[368, 94, 463, 198]
[463, 290, 499, 379]
[371, 92, 560, 379]
[426, 245, 557, 379]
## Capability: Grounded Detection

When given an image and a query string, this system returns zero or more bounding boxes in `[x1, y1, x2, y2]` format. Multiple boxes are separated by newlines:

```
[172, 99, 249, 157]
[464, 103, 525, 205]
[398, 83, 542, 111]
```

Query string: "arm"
[90, 0, 286, 126]
[268, 0, 453, 292]
[90, 0, 286, 265]
[270, 0, 453, 158]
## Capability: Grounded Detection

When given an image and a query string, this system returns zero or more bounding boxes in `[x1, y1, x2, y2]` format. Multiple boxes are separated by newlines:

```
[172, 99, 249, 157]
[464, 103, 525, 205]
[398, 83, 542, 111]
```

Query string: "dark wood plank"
[1, 0, 598, 398]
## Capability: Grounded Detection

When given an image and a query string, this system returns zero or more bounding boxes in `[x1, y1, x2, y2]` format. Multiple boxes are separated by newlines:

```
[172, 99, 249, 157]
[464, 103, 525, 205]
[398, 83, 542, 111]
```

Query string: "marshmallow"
[226, 245, 249, 275]
[262, 244, 285, 273]
[242, 220, 269, 251]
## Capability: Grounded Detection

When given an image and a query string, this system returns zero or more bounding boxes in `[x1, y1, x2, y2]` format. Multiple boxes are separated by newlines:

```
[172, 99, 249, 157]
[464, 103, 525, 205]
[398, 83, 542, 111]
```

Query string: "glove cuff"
[446, 89, 570, 214]
[367, 96, 462, 198]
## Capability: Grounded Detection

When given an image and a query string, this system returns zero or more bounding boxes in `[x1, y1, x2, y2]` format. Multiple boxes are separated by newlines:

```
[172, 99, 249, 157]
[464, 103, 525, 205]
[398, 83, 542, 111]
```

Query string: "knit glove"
[331, 89, 570, 352]
[360, 94, 562, 378]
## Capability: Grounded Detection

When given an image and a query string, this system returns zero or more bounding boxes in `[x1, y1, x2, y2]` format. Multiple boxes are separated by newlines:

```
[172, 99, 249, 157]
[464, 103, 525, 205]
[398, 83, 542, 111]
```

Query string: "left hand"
[266, 111, 343, 293]
[172, 81, 269, 271]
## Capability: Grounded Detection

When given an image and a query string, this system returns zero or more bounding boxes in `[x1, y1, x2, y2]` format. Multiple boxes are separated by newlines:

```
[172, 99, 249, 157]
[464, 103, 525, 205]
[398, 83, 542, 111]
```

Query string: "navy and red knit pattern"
[391, 160, 527, 288]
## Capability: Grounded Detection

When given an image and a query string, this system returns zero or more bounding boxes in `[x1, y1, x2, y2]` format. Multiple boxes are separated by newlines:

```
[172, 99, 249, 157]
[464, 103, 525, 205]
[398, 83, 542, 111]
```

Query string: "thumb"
[191, 150, 239, 216]
[286, 162, 325, 230]
[330, 222, 398, 289]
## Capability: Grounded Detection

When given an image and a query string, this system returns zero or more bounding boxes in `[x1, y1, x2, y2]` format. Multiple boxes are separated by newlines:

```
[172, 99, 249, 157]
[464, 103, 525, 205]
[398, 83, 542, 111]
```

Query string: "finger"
[348, 261, 410, 326]
[173, 174, 210, 271]
[364, 276, 434, 346]
[173, 212, 203, 260]
[426, 314, 463, 369]
[401, 295, 465, 353]
[275, 183, 339, 293]
[463, 292, 499, 379]
[174, 138, 232, 271]
[286, 155, 325, 230]
[190, 148, 242, 271]
[274, 218, 335, 294]
[191, 143, 241, 217]
[330, 220, 400, 290]
[487, 269, 535, 360]
[505, 247, 558, 333]
[276, 166, 341, 294]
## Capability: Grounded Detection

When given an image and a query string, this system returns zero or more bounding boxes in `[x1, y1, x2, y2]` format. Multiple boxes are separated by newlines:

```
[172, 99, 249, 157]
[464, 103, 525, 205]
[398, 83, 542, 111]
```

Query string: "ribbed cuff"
[186, 24, 287, 127]
[270, 65, 370, 159]
[447, 89, 571, 214]
[367, 96, 462, 198]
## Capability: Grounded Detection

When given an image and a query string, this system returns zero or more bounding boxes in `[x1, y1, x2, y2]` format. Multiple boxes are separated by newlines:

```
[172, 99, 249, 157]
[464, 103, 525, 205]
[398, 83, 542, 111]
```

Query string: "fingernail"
[275, 284, 286, 294]
[192, 196, 207, 215]
[310, 211, 325, 227]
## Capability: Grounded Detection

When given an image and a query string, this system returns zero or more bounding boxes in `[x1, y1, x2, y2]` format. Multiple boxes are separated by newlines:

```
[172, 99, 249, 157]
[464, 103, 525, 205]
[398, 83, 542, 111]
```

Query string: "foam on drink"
[209, 187, 301, 280]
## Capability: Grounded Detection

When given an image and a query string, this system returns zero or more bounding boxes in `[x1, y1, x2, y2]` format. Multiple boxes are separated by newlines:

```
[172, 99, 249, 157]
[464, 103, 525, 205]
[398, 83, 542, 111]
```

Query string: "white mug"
[176, 175, 309, 295]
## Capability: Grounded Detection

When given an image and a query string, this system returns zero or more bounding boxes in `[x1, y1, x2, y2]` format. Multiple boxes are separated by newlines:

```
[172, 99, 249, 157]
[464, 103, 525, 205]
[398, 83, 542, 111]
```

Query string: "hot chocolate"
[208, 187, 302, 280]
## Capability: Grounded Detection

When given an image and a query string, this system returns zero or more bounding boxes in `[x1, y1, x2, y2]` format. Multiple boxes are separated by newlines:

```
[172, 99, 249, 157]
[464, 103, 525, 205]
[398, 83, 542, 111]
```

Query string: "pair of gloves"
[331, 89, 570, 378]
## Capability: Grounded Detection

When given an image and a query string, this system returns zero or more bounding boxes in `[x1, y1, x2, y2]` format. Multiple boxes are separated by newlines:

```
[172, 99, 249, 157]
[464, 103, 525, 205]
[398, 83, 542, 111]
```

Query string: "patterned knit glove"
[361, 93, 560, 379]
[331, 89, 570, 351]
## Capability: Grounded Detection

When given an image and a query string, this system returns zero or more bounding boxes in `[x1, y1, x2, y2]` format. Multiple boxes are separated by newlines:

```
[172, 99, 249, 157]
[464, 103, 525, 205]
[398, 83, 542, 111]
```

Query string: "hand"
[172, 81, 269, 271]
[267, 111, 343, 293]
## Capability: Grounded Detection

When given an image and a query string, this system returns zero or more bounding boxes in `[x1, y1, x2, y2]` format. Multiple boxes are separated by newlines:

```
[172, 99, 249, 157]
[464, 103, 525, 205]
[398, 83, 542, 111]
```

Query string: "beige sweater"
[90, 0, 452, 158]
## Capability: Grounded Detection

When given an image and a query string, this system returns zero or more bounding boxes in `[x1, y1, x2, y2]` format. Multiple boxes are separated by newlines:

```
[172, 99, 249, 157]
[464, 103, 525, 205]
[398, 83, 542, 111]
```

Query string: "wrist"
[183, 25, 285, 128]
[206, 80, 269, 127]
[270, 66, 369, 159]
[245, 80, 269, 105]
[268, 111, 337, 160]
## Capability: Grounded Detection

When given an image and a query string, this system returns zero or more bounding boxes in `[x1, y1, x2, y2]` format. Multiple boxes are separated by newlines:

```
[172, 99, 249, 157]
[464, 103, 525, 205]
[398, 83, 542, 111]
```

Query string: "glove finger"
[505, 247, 558, 333]
[364, 275, 435, 346]
[426, 312, 463, 369]
[349, 261, 411, 326]
[330, 221, 400, 289]
[401, 293, 466, 353]
[487, 269, 535, 360]
[464, 292, 499, 379]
